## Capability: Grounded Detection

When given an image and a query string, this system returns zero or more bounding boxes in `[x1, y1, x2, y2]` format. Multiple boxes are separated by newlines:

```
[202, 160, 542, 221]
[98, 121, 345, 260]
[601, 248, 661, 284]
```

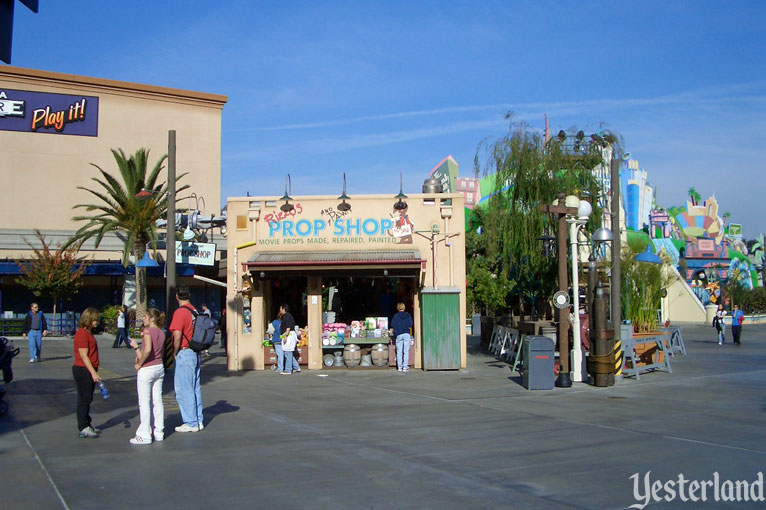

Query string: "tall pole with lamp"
[567, 197, 592, 383]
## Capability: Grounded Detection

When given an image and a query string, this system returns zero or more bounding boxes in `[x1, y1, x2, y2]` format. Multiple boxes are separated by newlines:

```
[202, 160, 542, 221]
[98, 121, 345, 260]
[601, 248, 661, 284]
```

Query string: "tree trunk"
[52, 297, 58, 336]
[134, 241, 148, 324]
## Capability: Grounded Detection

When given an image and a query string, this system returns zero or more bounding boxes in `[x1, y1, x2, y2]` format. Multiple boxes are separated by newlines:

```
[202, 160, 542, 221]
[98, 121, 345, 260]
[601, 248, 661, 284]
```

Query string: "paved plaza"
[0, 322, 764, 509]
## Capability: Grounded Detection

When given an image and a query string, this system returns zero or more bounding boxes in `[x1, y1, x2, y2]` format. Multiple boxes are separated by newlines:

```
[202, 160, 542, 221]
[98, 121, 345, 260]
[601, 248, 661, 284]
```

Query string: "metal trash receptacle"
[522, 336, 555, 390]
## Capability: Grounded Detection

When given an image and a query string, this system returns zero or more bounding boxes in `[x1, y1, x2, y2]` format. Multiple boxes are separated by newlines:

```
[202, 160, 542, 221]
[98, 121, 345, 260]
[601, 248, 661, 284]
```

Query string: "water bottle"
[98, 381, 109, 399]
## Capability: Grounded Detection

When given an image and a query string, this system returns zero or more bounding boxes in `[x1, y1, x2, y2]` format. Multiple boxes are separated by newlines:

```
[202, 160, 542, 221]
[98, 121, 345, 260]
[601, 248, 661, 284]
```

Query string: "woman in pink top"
[130, 308, 166, 445]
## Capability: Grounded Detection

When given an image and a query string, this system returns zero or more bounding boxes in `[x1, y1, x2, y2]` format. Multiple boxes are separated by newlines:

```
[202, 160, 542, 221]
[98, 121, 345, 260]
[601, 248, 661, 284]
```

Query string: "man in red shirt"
[169, 285, 204, 432]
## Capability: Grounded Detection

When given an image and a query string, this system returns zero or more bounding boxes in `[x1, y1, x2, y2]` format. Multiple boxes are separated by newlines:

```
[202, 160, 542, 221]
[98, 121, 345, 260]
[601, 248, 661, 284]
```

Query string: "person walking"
[169, 285, 204, 432]
[130, 308, 166, 445]
[22, 302, 48, 363]
[112, 305, 130, 348]
[390, 302, 414, 373]
[72, 307, 101, 439]
[200, 304, 212, 358]
[278, 304, 300, 374]
[731, 303, 744, 345]
[714, 303, 727, 345]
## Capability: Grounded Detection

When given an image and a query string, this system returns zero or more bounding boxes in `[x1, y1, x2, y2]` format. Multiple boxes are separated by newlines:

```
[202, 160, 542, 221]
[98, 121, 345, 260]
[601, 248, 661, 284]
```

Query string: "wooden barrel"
[371, 343, 389, 366]
[343, 344, 361, 367]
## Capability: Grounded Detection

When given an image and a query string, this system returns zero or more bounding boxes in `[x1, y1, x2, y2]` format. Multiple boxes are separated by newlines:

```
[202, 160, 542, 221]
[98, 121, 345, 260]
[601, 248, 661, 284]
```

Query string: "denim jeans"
[113, 327, 129, 348]
[28, 329, 42, 360]
[136, 364, 164, 440]
[273, 342, 284, 372]
[718, 323, 725, 344]
[174, 349, 203, 427]
[283, 350, 294, 373]
[396, 333, 411, 370]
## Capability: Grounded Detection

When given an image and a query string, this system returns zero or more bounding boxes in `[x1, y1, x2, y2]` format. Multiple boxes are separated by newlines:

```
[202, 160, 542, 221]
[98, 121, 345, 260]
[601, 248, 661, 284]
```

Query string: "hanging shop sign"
[0, 88, 99, 136]
[259, 203, 416, 246]
[175, 241, 216, 266]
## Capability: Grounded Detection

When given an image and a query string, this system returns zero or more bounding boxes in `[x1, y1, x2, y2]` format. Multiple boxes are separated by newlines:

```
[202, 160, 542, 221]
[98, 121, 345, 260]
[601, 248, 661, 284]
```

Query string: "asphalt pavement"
[0, 323, 764, 509]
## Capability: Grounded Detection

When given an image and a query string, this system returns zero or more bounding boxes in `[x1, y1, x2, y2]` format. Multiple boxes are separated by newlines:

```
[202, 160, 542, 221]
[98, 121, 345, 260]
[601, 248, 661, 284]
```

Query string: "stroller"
[0, 337, 20, 416]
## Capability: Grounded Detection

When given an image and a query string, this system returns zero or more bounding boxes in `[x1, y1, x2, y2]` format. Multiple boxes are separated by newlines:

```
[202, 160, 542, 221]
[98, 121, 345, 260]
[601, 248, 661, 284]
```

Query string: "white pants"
[136, 364, 165, 440]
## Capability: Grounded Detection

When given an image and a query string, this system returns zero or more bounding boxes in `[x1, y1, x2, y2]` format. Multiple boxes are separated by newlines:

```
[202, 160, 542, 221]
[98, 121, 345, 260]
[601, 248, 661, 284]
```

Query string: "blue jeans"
[396, 333, 411, 370]
[283, 351, 294, 373]
[28, 330, 42, 360]
[273, 342, 284, 372]
[113, 327, 129, 348]
[174, 349, 203, 427]
[718, 323, 725, 344]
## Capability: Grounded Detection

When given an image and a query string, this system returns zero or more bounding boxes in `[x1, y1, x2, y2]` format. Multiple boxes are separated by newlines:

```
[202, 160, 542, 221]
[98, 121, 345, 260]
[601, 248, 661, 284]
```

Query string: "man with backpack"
[169, 285, 207, 432]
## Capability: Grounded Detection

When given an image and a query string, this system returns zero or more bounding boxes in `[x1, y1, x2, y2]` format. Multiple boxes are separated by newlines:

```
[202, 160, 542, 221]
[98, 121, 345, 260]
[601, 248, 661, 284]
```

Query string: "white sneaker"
[130, 436, 152, 445]
[198, 423, 204, 431]
[154, 434, 164, 442]
[29, 358, 35, 363]
[174, 424, 199, 433]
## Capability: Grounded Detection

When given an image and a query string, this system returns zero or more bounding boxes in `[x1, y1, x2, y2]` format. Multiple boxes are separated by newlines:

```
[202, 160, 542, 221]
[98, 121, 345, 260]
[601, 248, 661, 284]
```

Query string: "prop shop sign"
[175, 241, 216, 266]
[0, 88, 99, 136]
[259, 205, 414, 246]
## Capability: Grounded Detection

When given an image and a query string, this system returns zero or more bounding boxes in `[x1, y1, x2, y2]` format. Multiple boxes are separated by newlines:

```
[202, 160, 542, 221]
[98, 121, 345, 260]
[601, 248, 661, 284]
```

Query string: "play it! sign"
[0, 88, 99, 136]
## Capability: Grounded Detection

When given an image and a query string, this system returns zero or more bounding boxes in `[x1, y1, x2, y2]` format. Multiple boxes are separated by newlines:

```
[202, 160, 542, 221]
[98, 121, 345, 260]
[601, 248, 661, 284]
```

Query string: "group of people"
[72, 285, 206, 443]
[713, 302, 745, 345]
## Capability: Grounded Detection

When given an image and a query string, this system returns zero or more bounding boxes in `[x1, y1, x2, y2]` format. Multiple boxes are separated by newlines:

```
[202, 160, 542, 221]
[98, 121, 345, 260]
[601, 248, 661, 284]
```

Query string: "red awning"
[246, 250, 423, 269]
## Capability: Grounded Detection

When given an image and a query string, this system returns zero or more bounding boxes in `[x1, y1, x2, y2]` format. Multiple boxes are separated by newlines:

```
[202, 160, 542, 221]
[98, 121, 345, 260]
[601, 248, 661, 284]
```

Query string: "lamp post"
[566, 197, 592, 383]
[540, 192, 579, 388]
[136, 130, 176, 317]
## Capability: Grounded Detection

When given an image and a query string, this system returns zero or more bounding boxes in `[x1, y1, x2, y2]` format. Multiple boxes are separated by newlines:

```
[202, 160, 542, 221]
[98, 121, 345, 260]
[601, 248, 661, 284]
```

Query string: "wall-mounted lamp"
[337, 172, 351, 212]
[394, 172, 408, 210]
[383, 269, 389, 277]
[259, 271, 266, 278]
[280, 174, 294, 213]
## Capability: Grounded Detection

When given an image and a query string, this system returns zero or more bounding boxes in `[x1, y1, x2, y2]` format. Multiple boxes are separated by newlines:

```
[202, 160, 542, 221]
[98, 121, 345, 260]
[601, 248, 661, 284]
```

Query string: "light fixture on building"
[279, 174, 294, 213]
[394, 172, 408, 210]
[337, 172, 351, 212]
[136, 251, 159, 268]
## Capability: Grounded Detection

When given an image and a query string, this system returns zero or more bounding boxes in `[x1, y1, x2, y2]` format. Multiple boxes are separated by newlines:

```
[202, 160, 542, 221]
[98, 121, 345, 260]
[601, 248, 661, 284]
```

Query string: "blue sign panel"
[0, 88, 99, 136]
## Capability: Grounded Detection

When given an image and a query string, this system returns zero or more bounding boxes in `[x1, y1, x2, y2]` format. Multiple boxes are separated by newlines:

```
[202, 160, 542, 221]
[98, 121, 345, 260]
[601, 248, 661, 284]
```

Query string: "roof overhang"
[245, 250, 424, 275]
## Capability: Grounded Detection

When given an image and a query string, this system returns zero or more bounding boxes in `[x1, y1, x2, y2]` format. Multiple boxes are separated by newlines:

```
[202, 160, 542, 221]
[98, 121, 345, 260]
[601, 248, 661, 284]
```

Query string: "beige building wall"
[225, 193, 467, 371]
[0, 65, 226, 259]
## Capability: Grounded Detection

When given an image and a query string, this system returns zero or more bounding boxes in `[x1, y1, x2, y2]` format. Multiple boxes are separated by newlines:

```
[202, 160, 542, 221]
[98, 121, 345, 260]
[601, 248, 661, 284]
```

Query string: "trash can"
[471, 314, 481, 337]
[522, 336, 555, 390]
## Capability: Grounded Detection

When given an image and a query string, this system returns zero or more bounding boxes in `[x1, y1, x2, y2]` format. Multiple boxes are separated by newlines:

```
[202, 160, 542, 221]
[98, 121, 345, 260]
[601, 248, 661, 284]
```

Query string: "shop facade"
[225, 193, 467, 371]
[0, 65, 227, 315]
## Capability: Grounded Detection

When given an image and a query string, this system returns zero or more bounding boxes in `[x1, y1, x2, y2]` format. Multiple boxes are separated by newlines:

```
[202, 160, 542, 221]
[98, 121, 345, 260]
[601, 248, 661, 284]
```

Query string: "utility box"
[421, 287, 460, 370]
[522, 336, 555, 390]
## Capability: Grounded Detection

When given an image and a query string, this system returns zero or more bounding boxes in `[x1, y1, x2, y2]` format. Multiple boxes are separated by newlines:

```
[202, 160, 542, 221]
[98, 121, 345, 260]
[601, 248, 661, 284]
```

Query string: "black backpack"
[183, 306, 217, 352]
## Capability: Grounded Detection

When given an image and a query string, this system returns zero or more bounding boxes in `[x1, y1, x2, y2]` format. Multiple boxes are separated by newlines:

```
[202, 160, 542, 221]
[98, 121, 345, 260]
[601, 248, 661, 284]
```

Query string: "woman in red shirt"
[72, 307, 102, 439]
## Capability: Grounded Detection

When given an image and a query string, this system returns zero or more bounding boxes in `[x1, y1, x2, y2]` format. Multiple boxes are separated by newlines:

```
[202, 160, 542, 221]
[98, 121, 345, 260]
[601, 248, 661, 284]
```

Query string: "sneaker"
[280, 371, 291, 375]
[174, 424, 199, 433]
[91, 427, 101, 434]
[403, 368, 409, 373]
[130, 436, 151, 445]
[397, 368, 403, 372]
[198, 423, 204, 431]
[294, 369, 301, 373]
[154, 435, 164, 442]
[29, 358, 35, 363]
[78, 426, 99, 438]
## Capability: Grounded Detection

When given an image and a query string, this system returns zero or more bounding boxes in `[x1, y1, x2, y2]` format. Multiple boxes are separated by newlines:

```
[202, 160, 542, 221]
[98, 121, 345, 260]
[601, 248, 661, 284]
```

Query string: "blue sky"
[8, 1, 766, 237]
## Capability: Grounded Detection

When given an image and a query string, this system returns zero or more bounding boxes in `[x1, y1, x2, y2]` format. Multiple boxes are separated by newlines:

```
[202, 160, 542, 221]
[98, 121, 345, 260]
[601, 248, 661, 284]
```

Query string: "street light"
[566, 196, 591, 383]
[136, 130, 176, 318]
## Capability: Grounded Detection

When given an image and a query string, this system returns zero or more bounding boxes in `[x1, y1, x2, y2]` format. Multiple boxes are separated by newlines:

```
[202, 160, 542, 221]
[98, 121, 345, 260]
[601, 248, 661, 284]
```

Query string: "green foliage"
[621, 246, 676, 332]
[101, 304, 121, 335]
[16, 230, 92, 307]
[472, 117, 612, 310]
[626, 231, 650, 253]
[740, 287, 766, 314]
[68, 148, 188, 319]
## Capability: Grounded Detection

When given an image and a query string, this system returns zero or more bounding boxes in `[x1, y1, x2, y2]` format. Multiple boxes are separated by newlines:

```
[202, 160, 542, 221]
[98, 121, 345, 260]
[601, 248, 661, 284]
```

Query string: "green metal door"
[421, 287, 460, 370]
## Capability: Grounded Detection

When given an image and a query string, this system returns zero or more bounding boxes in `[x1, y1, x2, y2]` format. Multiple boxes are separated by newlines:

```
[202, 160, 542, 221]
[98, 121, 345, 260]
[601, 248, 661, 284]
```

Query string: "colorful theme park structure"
[437, 149, 763, 311]
[649, 189, 761, 306]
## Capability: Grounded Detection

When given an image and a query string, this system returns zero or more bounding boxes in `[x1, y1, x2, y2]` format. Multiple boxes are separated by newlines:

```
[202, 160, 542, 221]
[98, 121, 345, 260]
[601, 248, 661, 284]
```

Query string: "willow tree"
[474, 117, 619, 314]
[67, 148, 188, 320]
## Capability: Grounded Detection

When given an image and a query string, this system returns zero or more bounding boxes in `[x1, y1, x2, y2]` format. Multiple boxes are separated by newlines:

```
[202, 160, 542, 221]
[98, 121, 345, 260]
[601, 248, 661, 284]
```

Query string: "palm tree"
[687, 187, 701, 206]
[68, 148, 188, 320]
